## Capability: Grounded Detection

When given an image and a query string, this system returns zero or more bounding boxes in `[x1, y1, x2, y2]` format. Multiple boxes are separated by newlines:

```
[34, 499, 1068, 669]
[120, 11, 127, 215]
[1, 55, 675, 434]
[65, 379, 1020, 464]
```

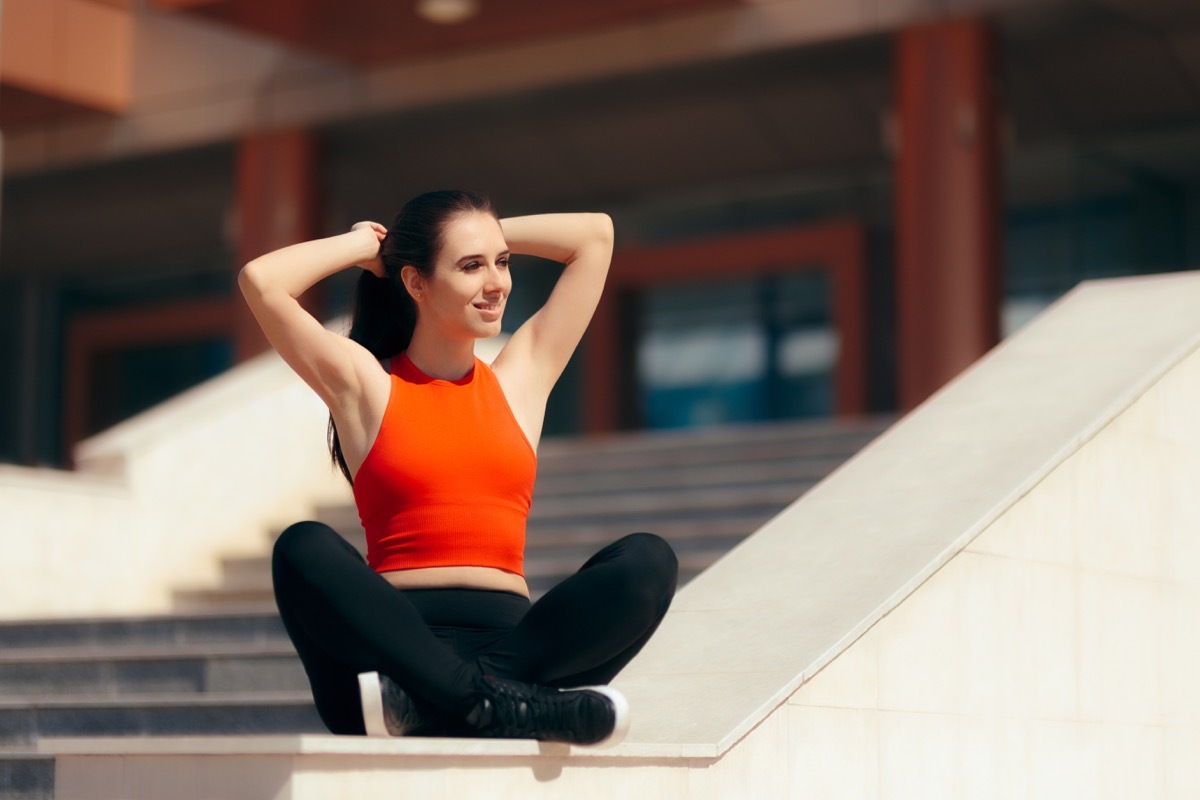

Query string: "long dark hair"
[329, 189, 497, 484]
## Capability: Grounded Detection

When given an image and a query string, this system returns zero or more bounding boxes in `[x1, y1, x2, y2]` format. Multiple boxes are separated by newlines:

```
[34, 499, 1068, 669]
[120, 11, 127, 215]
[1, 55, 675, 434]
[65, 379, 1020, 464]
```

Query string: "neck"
[405, 326, 476, 381]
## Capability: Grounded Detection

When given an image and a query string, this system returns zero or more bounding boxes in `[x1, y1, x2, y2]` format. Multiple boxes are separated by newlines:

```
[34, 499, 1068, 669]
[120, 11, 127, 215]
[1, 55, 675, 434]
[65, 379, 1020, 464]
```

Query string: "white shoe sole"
[358, 671, 389, 737]
[576, 685, 630, 748]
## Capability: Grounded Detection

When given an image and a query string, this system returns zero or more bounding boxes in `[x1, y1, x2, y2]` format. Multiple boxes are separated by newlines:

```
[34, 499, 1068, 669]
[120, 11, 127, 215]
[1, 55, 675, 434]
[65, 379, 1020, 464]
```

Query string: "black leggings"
[272, 521, 678, 735]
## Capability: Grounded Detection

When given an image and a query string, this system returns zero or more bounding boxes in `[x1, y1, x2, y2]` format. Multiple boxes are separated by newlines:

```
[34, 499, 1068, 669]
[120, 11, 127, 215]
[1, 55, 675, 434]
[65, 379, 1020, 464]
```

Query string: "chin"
[470, 321, 504, 339]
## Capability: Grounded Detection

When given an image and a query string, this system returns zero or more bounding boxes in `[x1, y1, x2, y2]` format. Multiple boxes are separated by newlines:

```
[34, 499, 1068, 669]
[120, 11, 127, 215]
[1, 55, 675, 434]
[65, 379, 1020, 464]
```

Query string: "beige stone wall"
[784, 346, 1200, 799]
[0, 353, 351, 618]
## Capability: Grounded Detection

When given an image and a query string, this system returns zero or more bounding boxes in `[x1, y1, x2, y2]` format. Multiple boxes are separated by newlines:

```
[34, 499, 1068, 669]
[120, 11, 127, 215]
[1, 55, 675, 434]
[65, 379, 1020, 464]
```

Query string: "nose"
[484, 261, 509, 295]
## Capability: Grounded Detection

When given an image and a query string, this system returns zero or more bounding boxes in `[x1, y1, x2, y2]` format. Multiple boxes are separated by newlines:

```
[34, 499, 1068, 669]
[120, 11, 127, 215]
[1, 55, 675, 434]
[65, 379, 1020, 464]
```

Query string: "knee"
[272, 520, 340, 575]
[620, 532, 679, 596]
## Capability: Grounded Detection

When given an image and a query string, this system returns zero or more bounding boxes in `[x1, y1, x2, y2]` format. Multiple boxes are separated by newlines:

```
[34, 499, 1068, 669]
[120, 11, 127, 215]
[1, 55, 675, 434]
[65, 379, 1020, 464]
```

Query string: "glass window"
[635, 271, 835, 429]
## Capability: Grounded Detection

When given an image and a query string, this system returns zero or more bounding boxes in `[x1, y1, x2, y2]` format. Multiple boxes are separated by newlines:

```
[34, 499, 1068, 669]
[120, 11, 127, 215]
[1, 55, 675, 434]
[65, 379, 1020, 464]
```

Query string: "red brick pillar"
[894, 19, 1002, 409]
[234, 129, 321, 362]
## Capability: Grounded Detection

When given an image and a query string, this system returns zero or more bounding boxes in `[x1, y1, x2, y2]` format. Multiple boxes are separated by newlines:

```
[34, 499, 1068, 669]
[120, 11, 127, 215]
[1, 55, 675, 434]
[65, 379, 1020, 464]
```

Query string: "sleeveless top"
[352, 353, 536, 576]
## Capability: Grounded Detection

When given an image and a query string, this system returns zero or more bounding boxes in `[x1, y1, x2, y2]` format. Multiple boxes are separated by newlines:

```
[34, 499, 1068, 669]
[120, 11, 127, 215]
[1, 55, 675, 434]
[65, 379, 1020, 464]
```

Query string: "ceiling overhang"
[149, 0, 740, 65]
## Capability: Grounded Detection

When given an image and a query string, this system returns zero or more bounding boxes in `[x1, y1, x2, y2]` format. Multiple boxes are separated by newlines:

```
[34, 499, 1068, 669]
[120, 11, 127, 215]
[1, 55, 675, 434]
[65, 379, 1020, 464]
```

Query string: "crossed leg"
[272, 521, 677, 735]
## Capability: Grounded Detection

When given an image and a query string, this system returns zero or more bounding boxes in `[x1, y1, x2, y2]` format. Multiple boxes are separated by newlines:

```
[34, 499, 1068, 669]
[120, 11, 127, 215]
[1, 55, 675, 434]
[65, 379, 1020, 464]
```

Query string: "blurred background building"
[3, 0, 1200, 466]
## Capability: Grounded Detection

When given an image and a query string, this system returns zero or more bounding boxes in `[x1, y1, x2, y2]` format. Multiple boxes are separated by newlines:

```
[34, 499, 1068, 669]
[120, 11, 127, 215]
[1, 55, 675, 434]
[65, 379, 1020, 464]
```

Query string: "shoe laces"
[471, 676, 612, 744]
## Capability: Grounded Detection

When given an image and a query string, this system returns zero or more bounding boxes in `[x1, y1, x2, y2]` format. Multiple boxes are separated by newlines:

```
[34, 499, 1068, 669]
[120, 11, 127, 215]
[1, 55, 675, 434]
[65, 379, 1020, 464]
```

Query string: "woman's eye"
[463, 262, 481, 271]
[498, 259, 510, 269]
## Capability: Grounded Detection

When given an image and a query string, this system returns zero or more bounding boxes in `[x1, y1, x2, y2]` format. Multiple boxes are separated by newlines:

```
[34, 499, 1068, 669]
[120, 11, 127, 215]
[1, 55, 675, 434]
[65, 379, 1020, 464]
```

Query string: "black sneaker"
[465, 675, 630, 747]
[358, 671, 425, 737]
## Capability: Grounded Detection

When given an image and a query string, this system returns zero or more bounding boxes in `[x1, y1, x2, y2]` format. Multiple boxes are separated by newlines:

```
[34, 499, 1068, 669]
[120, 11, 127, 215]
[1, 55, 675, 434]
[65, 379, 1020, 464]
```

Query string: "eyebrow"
[456, 250, 510, 264]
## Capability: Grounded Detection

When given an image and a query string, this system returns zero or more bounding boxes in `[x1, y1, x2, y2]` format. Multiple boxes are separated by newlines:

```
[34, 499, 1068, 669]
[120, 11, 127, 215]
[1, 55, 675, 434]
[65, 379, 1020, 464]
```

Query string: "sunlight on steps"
[2, 417, 884, 800]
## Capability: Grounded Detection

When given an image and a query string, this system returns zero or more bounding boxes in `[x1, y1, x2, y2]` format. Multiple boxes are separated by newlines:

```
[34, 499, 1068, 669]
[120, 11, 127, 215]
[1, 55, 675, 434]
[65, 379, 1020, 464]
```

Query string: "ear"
[400, 265, 426, 301]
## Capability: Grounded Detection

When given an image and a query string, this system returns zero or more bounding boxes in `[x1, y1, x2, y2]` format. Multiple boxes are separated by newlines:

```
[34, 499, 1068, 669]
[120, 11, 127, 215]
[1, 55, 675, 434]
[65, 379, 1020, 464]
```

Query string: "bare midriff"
[380, 566, 530, 598]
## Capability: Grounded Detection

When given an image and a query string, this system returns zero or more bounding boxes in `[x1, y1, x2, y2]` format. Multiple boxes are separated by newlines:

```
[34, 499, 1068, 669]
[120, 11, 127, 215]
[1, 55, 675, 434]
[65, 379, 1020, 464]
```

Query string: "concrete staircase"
[0, 417, 888, 799]
[0, 610, 317, 800]
[174, 418, 889, 608]
[21, 273, 1200, 799]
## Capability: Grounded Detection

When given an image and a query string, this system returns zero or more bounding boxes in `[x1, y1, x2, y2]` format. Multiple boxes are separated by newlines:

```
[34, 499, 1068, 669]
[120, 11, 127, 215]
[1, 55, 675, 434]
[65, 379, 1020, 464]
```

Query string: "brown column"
[894, 18, 1001, 409]
[234, 129, 321, 362]
[583, 292, 620, 434]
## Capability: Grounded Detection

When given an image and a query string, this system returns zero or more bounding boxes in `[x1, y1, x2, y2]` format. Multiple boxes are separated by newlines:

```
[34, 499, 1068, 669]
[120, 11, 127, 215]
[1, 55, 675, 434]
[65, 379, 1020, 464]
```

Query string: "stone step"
[532, 444, 872, 480]
[533, 418, 887, 465]
[529, 483, 809, 523]
[0, 754, 54, 800]
[530, 456, 844, 496]
[529, 515, 766, 545]
[0, 613, 285, 653]
[0, 693, 323, 750]
[0, 643, 305, 698]
[173, 590, 288, 613]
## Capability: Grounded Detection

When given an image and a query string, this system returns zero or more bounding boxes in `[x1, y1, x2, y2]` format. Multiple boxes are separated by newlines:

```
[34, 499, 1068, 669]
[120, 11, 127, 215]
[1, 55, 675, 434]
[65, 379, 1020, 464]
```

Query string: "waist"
[363, 504, 528, 577]
[381, 566, 529, 598]
[398, 586, 531, 630]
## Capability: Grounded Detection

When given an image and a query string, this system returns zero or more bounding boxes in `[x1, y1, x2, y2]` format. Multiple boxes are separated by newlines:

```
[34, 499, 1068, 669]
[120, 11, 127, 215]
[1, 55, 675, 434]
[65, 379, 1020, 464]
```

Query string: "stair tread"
[0, 642, 296, 664]
[0, 691, 314, 710]
[534, 418, 888, 457]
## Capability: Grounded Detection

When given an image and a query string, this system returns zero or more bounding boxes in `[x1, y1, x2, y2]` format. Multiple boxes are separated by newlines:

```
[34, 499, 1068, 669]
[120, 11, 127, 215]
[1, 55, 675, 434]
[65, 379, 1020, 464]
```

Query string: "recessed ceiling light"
[416, 0, 480, 25]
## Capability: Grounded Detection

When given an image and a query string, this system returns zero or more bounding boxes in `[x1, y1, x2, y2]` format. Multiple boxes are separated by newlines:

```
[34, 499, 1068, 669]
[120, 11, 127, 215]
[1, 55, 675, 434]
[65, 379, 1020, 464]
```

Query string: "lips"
[474, 301, 502, 320]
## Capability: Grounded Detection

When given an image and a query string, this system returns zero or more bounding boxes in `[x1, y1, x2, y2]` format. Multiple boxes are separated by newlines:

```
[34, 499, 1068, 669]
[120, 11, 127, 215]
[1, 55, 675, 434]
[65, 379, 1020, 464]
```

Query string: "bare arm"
[237, 223, 386, 408]
[493, 213, 614, 397]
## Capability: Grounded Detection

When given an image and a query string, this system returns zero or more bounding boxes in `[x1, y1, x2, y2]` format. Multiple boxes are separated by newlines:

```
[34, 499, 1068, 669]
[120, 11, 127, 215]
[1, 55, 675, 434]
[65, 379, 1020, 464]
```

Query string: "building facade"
[3, 0, 1200, 465]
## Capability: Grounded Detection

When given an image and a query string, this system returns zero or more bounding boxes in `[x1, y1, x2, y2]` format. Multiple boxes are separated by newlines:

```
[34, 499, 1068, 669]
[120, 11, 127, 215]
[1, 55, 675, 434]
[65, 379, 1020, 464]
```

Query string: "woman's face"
[415, 210, 511, 341]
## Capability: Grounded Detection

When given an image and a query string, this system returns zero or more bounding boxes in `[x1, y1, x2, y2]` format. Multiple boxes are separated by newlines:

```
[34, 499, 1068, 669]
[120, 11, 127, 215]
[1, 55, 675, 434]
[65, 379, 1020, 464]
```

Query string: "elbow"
[593, 213, 615, 247]
[578, 213, 614, 263]
[237, 260, 265, 299]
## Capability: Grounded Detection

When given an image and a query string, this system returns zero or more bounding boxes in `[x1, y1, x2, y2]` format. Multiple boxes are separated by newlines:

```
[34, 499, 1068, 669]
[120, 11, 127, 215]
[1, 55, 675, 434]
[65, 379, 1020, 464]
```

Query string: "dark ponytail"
[328, 189, 496, 484]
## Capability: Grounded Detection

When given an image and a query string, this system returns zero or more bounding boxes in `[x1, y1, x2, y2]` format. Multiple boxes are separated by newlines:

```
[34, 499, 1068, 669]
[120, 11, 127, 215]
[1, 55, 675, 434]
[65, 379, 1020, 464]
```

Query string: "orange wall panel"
[61, 0, 133, 110]
[0, 0, 132, 113]
[1, 0, 57, 87]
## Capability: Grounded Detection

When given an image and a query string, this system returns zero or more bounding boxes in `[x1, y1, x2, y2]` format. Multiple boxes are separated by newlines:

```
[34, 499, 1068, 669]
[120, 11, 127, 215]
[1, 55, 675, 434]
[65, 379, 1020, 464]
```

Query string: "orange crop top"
[352, 353, 536, 576]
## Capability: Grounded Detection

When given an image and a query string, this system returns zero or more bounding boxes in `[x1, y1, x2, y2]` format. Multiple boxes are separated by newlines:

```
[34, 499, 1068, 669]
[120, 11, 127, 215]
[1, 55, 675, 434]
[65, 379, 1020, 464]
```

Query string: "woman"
[238, 189, 677, 746]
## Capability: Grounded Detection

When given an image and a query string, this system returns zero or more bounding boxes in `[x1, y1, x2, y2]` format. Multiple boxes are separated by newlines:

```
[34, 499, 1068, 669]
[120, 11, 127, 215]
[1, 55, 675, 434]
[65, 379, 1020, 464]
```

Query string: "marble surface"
[617, 271, 1200, 750]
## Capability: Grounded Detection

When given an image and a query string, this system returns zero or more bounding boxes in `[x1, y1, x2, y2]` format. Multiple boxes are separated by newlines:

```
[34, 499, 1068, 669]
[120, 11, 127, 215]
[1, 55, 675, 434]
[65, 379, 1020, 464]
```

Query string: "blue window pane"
[635, 271, 834, 429]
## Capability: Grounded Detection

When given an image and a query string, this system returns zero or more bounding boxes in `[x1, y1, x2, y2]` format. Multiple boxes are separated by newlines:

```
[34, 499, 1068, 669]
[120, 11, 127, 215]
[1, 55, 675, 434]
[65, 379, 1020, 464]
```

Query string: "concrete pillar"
[234, 129, 321, 361]
[894, 18, 1002, 409]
